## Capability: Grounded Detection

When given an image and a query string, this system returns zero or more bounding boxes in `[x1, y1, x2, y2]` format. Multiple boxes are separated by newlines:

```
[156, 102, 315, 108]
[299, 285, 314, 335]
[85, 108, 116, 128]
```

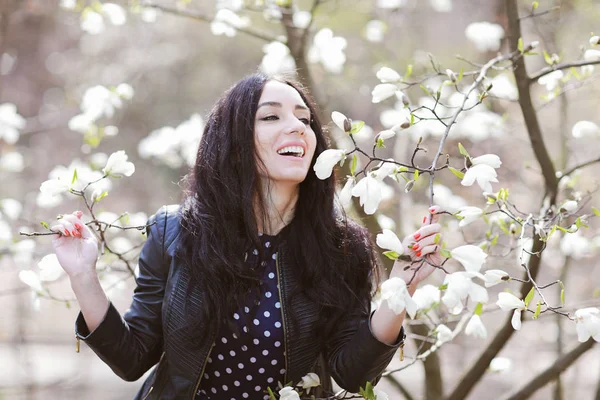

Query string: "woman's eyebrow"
[257, 101, 309, 111]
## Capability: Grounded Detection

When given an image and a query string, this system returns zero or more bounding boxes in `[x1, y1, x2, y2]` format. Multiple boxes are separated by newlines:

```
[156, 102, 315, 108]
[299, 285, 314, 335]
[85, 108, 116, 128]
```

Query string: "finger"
[416, 244, 440, 258]
[412, 223, 441, 241]
[428, 205, 444, 225]
[50, 223, 69, 236]
[59, 219, 77, 237]
[412, 234, 442, 252]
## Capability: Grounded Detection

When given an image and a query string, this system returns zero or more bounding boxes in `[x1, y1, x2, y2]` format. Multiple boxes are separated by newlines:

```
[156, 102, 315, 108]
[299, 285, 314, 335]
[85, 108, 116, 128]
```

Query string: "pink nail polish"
[414, 233, 421, 240]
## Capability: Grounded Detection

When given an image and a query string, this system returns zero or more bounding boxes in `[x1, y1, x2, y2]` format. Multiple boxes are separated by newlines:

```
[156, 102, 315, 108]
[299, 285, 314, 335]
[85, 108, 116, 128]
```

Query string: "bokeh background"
[1, 0, 599, 399]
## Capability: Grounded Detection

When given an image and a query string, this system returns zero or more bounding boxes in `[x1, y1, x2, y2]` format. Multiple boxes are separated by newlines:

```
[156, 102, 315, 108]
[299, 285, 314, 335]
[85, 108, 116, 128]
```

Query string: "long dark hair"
[177, 72, 379, 343]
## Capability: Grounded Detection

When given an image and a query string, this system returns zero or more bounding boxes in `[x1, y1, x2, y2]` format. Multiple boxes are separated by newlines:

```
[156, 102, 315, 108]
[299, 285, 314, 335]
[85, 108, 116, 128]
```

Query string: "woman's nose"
[285, 118, 305, 135]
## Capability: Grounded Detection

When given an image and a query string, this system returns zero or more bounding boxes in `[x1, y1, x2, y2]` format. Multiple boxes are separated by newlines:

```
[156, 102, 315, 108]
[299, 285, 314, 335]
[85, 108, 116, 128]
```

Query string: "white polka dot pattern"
[196, 233, 286, 399]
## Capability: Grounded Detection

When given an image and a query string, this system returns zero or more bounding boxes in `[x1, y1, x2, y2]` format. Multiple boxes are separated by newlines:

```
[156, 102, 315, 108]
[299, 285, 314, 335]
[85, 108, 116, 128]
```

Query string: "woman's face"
[254, 80, 317, 186]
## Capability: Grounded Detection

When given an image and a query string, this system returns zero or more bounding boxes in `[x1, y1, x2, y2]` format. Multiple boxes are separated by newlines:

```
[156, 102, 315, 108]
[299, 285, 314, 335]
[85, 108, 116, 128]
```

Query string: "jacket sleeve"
[325, 304, 405, 393]
[74, 206, 170, 382]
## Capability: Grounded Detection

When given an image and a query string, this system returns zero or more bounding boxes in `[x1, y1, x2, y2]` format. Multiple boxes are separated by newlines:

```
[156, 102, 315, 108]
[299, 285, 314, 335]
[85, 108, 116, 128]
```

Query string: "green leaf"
[457, 67, 464, 83]
[410, 113, 415, 125]
[419, 84, 430, 96]
[533, 301, 541, 319]
[266, 387, 277, 400]
[490, 234, 499, 246]
[575, 217, 588, 229]
[413, 169, 419, 181]
[474, 302, 483, 316]
[404, 64, 413, 80]
[359, 381, 376, 400]
[351, 120, 365, 135]
[458, 142, 470, 157]
[524, 286, 535, 308]
[350, 154, 358, 176]
[376, 138, 385, 148]
[440, 248, 452, 258]
[339, 153, 346, 167]
[448, 166, 464, 179]
[532, 1, 538, 10]
[434, 233, 440, 244]
[71, 169, 78, 185]
[543, 50, 553, 65]
[95, 191, 109, 202]
[438, 283, 448, 290]
[40, 221, 50, 230]
[383, 251, 400, 260]
[558, 280, 565, 305]
[518, 37, 524, 52]
[570, 66, 581, 80]
[592, 207, 600, 216]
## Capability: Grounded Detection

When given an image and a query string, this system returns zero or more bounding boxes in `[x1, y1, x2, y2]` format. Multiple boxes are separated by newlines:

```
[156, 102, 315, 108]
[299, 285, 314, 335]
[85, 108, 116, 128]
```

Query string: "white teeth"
[277, 146, 305, 157]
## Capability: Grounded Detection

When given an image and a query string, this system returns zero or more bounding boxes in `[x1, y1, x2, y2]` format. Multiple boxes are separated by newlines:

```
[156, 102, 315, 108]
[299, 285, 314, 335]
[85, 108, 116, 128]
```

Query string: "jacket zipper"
[191, 341, 215, 399]
[142, 351, 166, 400]
[274, 251, 289, 384]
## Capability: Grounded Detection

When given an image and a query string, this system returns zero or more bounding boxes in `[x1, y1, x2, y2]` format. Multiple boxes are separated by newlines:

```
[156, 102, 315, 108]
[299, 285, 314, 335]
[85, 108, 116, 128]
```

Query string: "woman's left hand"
[391, 205, 445, 287]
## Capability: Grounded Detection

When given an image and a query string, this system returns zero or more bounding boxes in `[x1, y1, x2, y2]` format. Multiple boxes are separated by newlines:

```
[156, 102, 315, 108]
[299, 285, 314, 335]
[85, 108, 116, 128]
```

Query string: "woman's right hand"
[51, 211, 99, 278]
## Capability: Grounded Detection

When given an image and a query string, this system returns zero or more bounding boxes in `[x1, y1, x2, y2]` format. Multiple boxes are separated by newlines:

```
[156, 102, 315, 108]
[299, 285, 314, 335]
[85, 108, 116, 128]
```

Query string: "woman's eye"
[262, 115, 278, 121]
[299, 118, 310, 125]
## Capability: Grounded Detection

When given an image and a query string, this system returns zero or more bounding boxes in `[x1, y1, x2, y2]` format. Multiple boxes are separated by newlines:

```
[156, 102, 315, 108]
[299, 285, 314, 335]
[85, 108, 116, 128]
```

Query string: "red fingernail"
[429, 207, 436, 213]
[416, 251, 422, 257]
[72, 230, 82, 238]
[413, 244, 419, 251]
[414, 233, 421, 240]
[63, 230, 70, 237]
[423, 216, 427, 223]
[74, 222, 82, 230]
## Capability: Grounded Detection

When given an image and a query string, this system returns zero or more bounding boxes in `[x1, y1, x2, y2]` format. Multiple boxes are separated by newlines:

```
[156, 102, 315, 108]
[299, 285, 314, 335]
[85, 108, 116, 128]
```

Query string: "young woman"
[51, 73, 443, 399]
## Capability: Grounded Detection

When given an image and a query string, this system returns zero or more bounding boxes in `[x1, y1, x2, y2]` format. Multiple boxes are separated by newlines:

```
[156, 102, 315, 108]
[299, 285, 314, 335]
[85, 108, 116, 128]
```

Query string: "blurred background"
[0, 0, 599, 399]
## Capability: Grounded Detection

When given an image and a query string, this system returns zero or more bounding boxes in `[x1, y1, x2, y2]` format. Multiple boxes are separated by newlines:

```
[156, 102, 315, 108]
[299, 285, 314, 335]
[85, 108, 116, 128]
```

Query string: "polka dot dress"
[196, 233, 286, 400]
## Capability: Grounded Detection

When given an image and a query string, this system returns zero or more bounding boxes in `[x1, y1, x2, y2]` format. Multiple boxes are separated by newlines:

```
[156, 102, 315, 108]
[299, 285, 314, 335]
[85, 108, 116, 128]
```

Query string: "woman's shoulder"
[148, 204, 182, 252]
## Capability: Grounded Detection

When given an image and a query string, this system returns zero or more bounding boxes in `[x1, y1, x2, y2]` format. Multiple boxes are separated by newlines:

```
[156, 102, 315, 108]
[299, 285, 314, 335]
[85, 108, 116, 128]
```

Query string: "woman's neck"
[255, 180, 299, 235]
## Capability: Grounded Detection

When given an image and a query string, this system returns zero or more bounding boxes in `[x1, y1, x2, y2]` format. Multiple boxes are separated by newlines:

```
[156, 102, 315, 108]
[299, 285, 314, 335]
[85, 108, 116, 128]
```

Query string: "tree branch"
[530, 59, 600, 82]
[503, 340, 596, 400]
[559, 157, 600, 180]
[142, 2, 281, 43]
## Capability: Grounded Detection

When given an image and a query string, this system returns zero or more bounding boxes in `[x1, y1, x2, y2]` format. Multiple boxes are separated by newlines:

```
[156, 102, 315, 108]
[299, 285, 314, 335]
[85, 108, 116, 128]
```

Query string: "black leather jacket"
[75, 205, 404, 399]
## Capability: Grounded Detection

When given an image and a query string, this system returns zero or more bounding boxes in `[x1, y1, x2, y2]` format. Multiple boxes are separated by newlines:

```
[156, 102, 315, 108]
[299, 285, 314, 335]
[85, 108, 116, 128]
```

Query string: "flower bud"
[343, 118, 352, 133]
[400, 120, 410, 129]
[530, 40, 539, 49]
[590, 35, 600, 46]
[446, 69, 457, 83]
[404, 180, 414, 193]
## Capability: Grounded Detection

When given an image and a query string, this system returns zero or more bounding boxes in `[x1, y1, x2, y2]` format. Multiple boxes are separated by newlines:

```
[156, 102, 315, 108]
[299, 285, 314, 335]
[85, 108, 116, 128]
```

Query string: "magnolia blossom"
[38, 254, 64, 281]
[372, 83, 398, 103]
[572, 120, 599, 138]
[574, 308, 600, 342]
[483, 269, 509, 287]
[380, 277, 418, 318]
[584, 49, 600, 62]
[377, 129, 397, 141]
[442, 271, 488, 314]
[374, 159, 397, 181]
[465, 22, 505, 52]
[40, 178, 70, 197]
[331, 111, 349, 132]
[279, 386, 300, 400]
[0, 103, 26, 144]
[560, 200, 578, 212]
[293, 11, 311, 29]
[299, 372, 320, 394]
[456, 206, 483, 227]
[338, 177, 354, 208]
[560, 230, 592, 260]
[489, 357, 512, 373]
[0, 198, 22, 220]
[376, 229, 404, 256]
[102, 3, 127, 25]
[465, 314, 487, 338]
[364, 20, 386, 43]
[313, 149, 344, 180]
[81, 85, 124, 121]
[435, 324, 453, 343]
[451, 245, 487, 272]
[461, 154, 502, 193]
[81, 10, 105, 35]
[103, 150, 135, 178]
[537, 70, 564, 91]
[19, 270, 44, 293]
[211, 9, 249, 37]
[412, 284, 441, 310]
[260, 41, 296, 75]
[377, 0, 406, 8]
[307, 28, 347, 74]
[489, 74, 518, 100]
[376, 67, 401, 83]
[351, 174, 382, 215]
[0, 151, 24, 172]
[497, 292, 527, 330]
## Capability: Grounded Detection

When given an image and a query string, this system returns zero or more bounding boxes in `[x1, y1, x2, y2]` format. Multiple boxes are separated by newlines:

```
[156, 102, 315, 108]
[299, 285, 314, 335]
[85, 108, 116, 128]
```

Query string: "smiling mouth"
[277, 146, 305, 158]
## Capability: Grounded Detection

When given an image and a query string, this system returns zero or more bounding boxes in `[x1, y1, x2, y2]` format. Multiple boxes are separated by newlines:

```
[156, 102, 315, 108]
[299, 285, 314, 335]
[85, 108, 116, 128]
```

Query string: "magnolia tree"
[2, 0, 600, 399]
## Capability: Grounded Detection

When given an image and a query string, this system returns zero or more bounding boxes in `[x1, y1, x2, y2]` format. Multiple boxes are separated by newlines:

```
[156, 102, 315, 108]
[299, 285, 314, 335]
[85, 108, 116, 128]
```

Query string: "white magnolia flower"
[338, 177, 355, 208]
[38, 254, 63, 281]
[584, 49, 600, 62]
[412, 284, 441, 310]
[456, 206, 483, 227]
[307, 28, 347, 74]
[572, 120, 600, 138]
[36, 192, 63, 208]
[371, 83, 398, 103]
[211, 9, 249, 37]
[374, 159, 397, 181]
[81, 10, 105, 35]
[376, 229, 404, 256]
[465, 22, 505, 52]
[497, 292, 527, 330]
[461, 154, 502, 193]
[279, 386, 300, 400]
[81, 85, 123, 121]
[68, 113, 96, 134]
[483, 269, 509, 287]
[11, 239, 36, 266]
[376, 67, 401, 83]
[430, 0, 452, 12]
[140, 7, 160, 23]
[436, 324, 453, 343]
[489, 357, 512, 373]
[331, 111, 349, 132]
[574, 308, 600, 342]
[591, 36, 600, 46]
[380, 277, 419, 318]
[40, 178, 70, 197]
[299, 372, 320, 394]
[442, 271, 488, 314]
[560, 200, 578, 212]
[0, 219, 12, 242]
[374, 388, 389, 400]
[0, 151, 24, 172]
[377, 129, 397, 141]
[433, 184, 467, 213]
[537, 70, 564, 91]
[489, 74, 518, 100]
[465, 314, 487, 338]
[581, 64, 595, 76]
[293, 11, 311, 29]
[364, 20, 386, 43]
[101, 3, 127, 25]
[377, 0, 406, 8]
[0, 198, 22, 220]
[451, 245, 487, 272]
[60, 0, 76, 9]
[19, 270, 44, 293]
[351, 174, 382, 215]
[116, 83, 134, 100]
[560, 230, 592, 259]
[260, 41, 296, 75]
[103, 150, 135, 178]
[0, 103, 26, 144]
[313, 149, 345, 179]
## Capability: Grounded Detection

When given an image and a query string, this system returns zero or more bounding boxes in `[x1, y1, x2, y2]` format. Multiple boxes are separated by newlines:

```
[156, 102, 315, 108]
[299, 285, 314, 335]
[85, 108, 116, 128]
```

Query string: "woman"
[52, 73, 443, 399]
